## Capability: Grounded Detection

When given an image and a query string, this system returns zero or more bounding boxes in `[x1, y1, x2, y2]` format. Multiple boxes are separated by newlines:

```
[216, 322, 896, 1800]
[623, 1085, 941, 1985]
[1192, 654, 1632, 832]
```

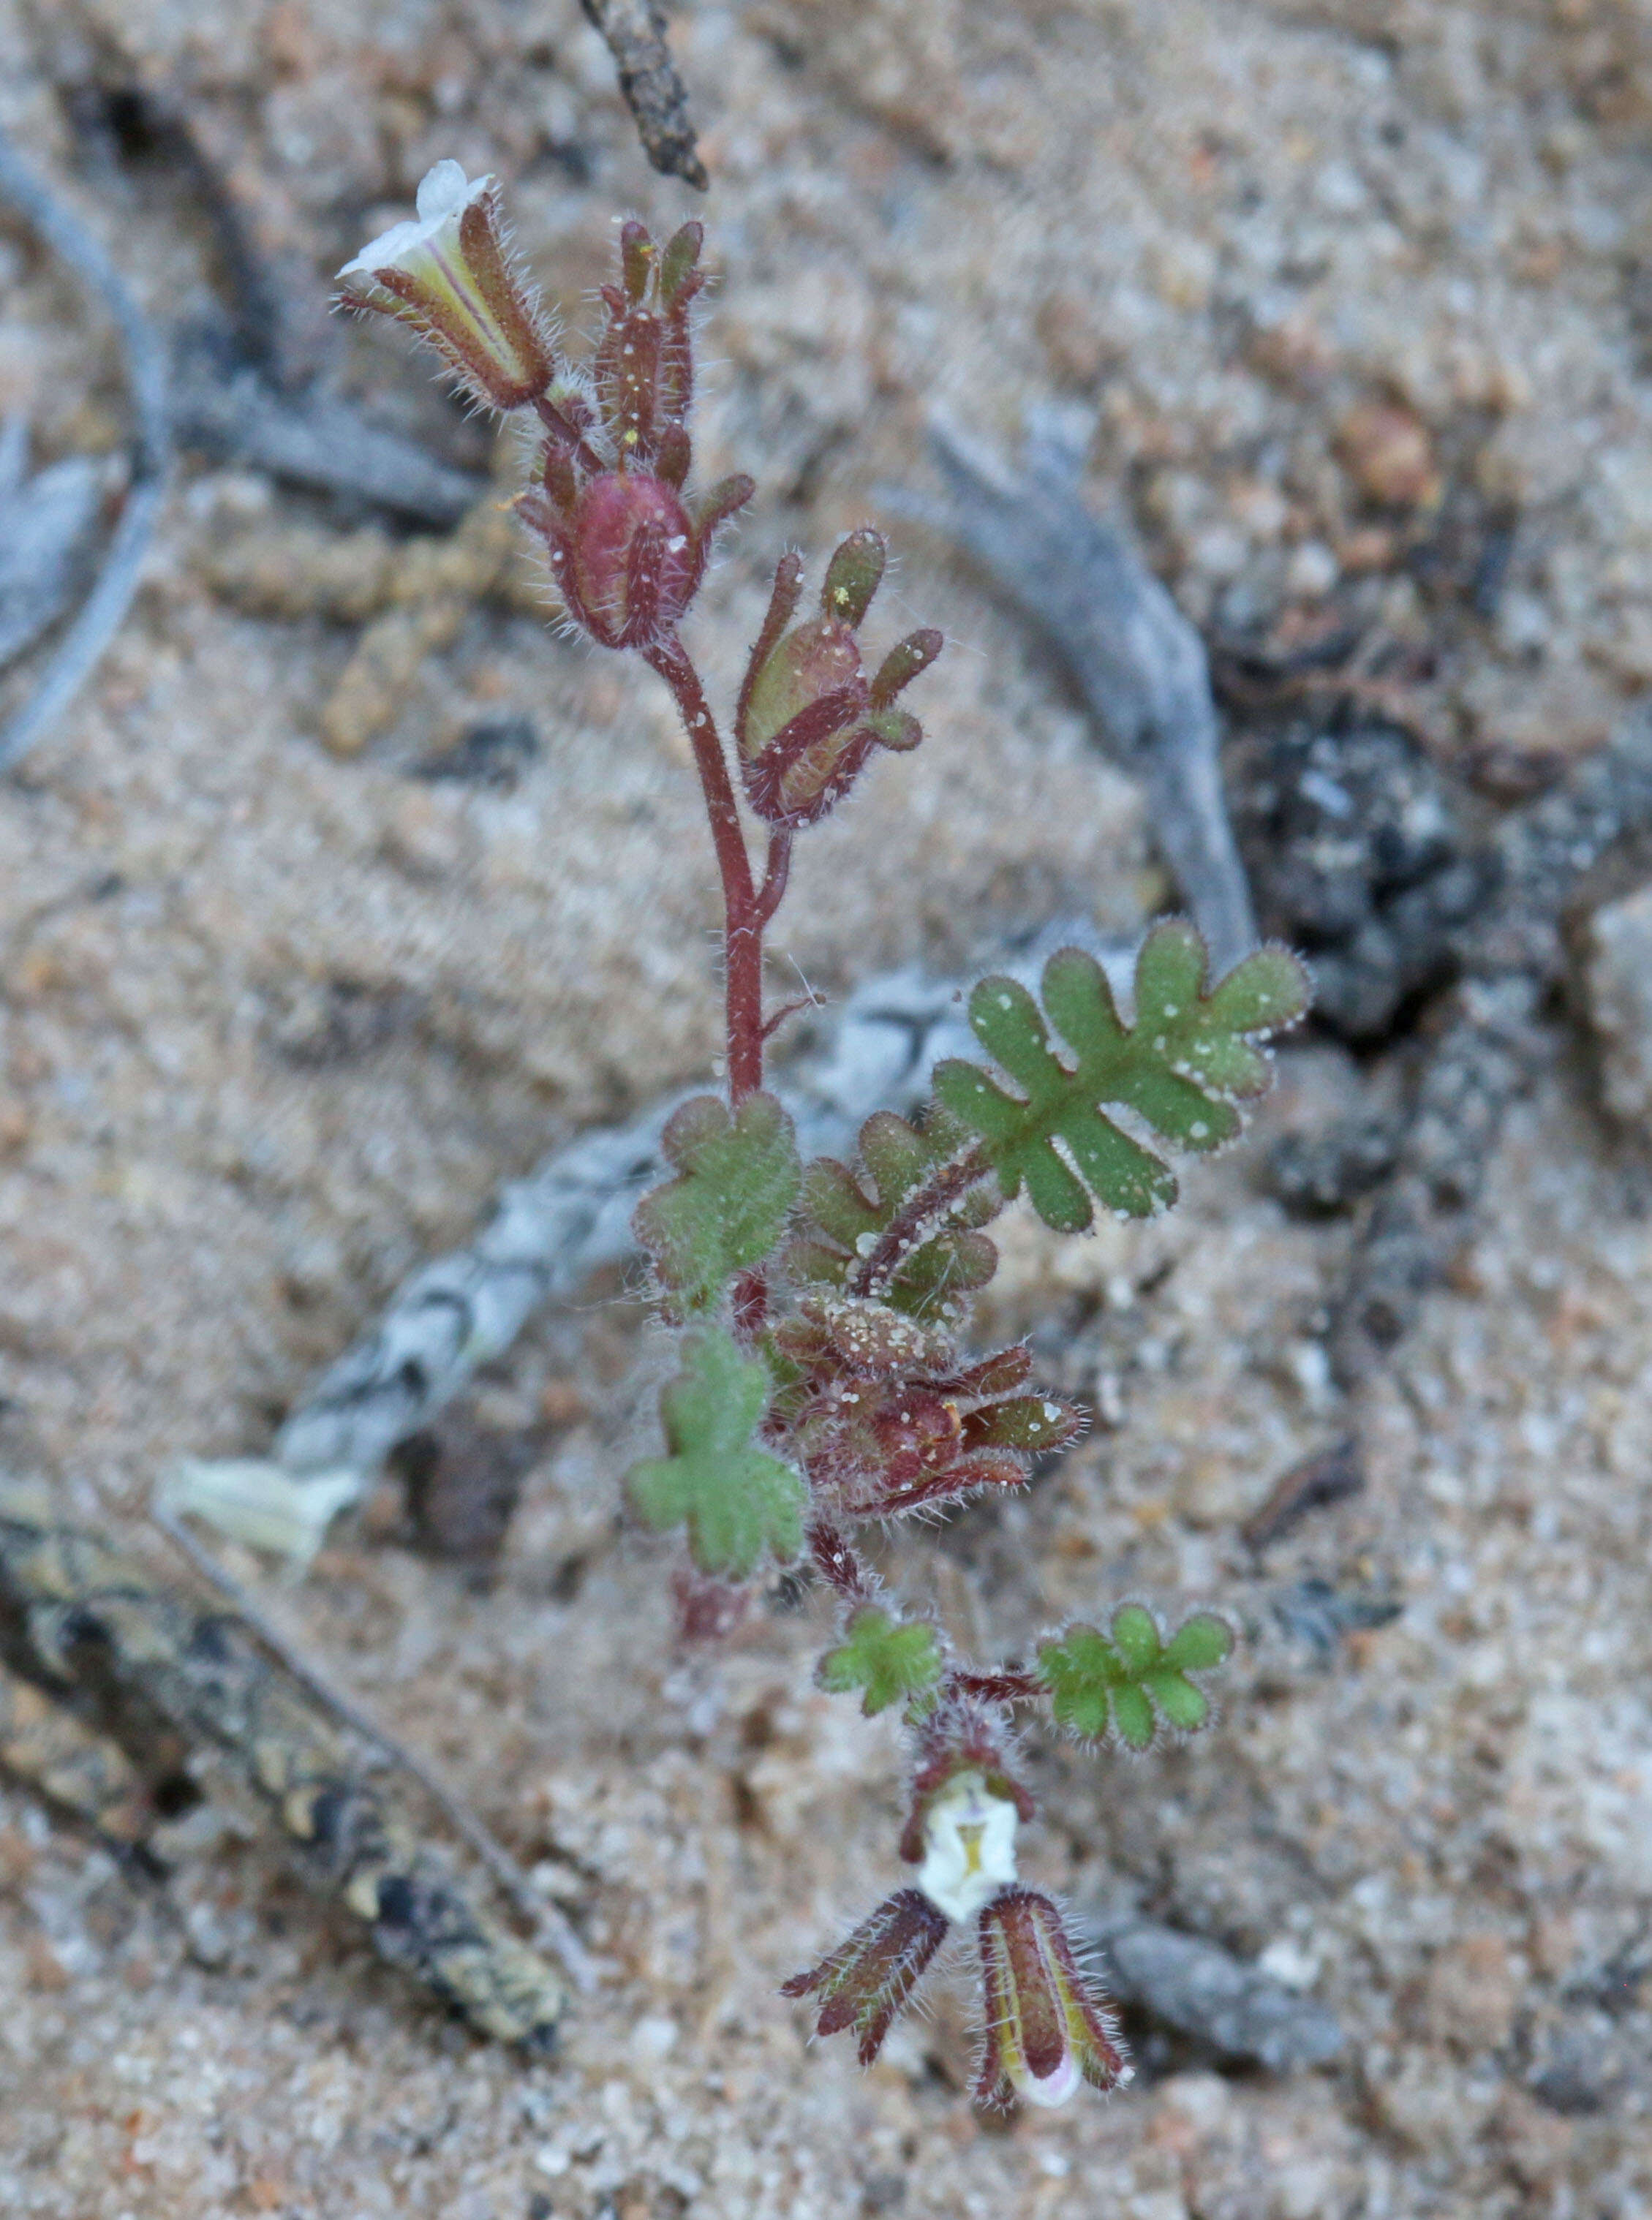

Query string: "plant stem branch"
[951, 1669, 1043, 1704]
[809, 1519, 872, 1601]
[846, 1143, 993, 1298]
[755, 828, 792, 926]
[646, 630, 766, 1101]
[532, 393, 604, 477]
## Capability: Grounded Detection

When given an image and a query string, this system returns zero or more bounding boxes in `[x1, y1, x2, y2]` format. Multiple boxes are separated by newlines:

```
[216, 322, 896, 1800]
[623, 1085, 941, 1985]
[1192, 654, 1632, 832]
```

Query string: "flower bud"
[782, 1888, 949, 2065]
[521, 464, 753, 652]
[592, 220, 706, 467]
[510, 219, 750, 652]
[976, 1888, 1130, 2109]
[564, 472, 703, 650]
[735, 535, 943, 828]
[337, 162, 554, 413]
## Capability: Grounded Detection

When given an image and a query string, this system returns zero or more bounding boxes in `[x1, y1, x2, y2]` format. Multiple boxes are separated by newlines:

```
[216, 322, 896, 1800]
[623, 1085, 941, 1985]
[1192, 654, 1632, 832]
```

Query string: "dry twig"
[0, 124, 172, 775]
[581, 0, 709, 189]
[905, 418, 1259, 973]
[151, 1503, 597, 1992]
[0, 1483, 570, 2045]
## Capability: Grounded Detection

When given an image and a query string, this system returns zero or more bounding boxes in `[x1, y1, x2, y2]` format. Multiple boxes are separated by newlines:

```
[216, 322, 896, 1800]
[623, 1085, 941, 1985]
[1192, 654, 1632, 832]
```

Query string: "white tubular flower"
[337, 161, 554, 413]
[915, 1768, 1021, 1923]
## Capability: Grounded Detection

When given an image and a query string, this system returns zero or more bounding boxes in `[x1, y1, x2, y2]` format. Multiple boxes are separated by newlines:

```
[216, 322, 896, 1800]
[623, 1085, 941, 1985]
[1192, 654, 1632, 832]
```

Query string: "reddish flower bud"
[592, 221, 705, 469]
[735, 537, 941, 829]
[976, 1888, 1130, 2109]
[566, 472, 701, 649]
[513, 219, 749, 651]
[782, 1888, 948, 2066]
[523, 468, 743, 652]
[337, 163, 554, 414]
[788, 1323, 1080, 1523]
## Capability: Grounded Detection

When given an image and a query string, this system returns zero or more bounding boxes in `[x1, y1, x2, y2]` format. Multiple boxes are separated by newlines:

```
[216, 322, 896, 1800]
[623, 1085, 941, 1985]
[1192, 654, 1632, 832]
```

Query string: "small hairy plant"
[341, 165, 1309, 2105]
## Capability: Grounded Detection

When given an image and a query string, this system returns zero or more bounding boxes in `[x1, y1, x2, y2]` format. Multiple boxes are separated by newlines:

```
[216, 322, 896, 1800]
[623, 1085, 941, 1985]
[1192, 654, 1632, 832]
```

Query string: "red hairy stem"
[845, 1143, 994, 1299]
[809, 1520, 872, 1600]
[531, 392, 604, 475]
[951, 1670, 1044, 1704]
[644, 632, 767, 1103]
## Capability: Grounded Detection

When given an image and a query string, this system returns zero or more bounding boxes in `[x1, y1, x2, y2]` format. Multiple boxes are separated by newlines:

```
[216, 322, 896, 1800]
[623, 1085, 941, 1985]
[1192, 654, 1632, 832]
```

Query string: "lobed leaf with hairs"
[932, 924, 1309, 1232]
[626, 1326, 805, 1577]
[1036, 1605, 1233, 1751]
[634, 1090, 800, 1321]
[818, 1606, 944, 1717]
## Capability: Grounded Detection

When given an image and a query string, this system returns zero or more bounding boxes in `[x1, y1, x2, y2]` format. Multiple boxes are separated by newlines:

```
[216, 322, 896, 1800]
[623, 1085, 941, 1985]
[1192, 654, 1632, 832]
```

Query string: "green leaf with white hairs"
[626, 1327, 805, 1577]
[931, 924, 1309, 1233]
[818, 1607, 944, 1717]
[1036, 1605, 1234, 1751]
[634, 1091, 800, 1321]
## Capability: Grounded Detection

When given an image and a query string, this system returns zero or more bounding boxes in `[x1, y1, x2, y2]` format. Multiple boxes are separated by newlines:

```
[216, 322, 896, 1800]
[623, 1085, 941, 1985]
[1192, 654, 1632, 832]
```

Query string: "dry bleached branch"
[904, 418, 1259, 976]
[0, 125, 173, 776]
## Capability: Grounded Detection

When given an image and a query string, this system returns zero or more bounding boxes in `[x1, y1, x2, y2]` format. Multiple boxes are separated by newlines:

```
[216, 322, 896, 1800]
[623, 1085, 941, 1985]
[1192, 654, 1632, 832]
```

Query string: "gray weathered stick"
[153, 1503, 597, 1991]
[0, 126, 173, 775]
[0, 426, 102, 672]
[916, 418, 1258, 975]
[1085, 1915, 1345, 2071]
[170, 335, 484, 528]
[0, 1483, 567, 2047]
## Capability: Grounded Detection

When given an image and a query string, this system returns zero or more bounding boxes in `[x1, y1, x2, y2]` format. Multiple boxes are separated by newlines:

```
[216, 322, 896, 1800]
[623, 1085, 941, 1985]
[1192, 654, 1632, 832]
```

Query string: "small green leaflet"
[932, 924, 1310, 1232]
[818, 1607, 943, 1717]
[1036, 1606, 1233, 1751]
[626, 1326, 805, 1578]
[634, 1091, 800, 1321]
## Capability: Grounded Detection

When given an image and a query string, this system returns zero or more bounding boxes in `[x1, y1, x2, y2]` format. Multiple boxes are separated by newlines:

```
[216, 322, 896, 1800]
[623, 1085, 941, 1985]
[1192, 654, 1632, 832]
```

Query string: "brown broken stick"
[1240, 1437, 1363, 1554]
[0, 1482, 570, 2047]
[581, 0, 709, 189]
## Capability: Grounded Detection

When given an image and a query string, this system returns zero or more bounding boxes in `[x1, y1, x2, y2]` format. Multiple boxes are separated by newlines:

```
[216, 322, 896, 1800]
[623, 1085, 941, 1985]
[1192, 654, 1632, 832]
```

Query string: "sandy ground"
[1, 0, 1651, 2213]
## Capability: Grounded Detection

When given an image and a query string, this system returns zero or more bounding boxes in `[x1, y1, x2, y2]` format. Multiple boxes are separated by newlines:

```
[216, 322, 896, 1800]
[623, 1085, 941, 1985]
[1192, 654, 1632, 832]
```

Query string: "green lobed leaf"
[1036, 1607, 1234, 1752]
[625, 1326, 806, 1578]
[818, 1606, 944, 1717]
[785, 1107, 999, 1317]
[931, 925, 1310, 1233]
[634, 1091, 801, 1321]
